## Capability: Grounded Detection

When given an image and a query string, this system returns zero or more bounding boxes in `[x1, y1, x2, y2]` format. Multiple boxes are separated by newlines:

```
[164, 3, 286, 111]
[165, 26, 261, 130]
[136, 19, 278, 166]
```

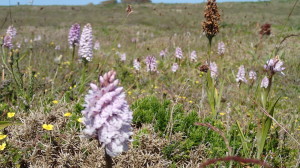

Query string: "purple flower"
[94, 40, 100, 50]
[81, 71, 133, 157]
[160, 49, 167, 58]
[175, 47, 183, 59]
[209, 62, 218, 79]
[171, 63, 179, 72]
[217, 42, 225, 55]
[119, 53, 126, 62]
[249, 70, 257, 81]
[145, 56, 157, 72]
[3, 25, 17, 49]
[55, 45, 60, 50]
[16, 42, 21, 49]
[34, 35, 42, 41]
[6, 25, 17, 38]
[236, 65, 247, 83]
[264, 57, 285, 75]
[68, 23, 81, 47]
[190, 50, 197, 62]
[261, 76, 269, 88]
[78, 23, 93, 62]
[131, 37, 138, 43]
[133, 59, 140, 71]
[3, 35, 13, 49]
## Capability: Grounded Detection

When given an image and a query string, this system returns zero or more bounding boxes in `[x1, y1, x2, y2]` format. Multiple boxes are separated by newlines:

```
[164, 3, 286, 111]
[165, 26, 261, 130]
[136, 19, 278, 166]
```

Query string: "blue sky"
[0, 0, 260, 6]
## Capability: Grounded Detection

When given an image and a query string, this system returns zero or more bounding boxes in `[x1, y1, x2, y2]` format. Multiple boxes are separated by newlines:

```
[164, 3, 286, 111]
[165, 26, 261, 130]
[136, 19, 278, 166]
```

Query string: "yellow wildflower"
[195, 81, 199, 84]
[64, 112, 72, 117]
[219, 112, 226, 116]
[127, 91, 132, 95]
[77, 118, 83, 123]
[42, 124, 53, 131]
[189, 100, 193, 103]
[0, 134, 7, 140]
[52, 100, 58, 104]
[0, 143, 6, 150]
[7, 112, 15, 118]
[62, 61, 71, 65]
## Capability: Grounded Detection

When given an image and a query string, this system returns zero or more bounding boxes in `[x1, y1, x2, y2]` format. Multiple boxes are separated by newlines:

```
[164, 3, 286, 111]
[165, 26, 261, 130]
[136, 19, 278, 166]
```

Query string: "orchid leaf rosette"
[81, 71, 133, 157]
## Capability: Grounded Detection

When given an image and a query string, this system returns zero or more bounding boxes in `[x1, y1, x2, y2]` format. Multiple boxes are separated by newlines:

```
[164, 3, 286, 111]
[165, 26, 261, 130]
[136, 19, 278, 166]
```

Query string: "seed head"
[259, 23, 271, 37]
[202, 0, 220, 39]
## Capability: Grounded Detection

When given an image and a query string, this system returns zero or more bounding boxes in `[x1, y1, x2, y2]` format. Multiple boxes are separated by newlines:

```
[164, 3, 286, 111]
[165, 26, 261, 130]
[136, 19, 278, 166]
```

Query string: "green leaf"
[0, 121, 22, 130]
[236, 121, 250, 157]
[257, 96, 281, 158]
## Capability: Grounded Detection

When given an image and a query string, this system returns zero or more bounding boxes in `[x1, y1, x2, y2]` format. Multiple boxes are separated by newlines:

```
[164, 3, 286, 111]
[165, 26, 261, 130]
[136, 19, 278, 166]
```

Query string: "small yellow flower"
[127, 91, 132, 95]
[0, 142, 6, 150]
[188, 100, 193, 103]
[73, 85, 77, 88]
[154, 86, 158, 89]
[219, 112, 226, 116]
[182, 97, 187, 99]
[42, 124, 53, 131]
[52, 100, 58, 104]
[0, 134, 7, 140]
[69, 86, 73, 90]
[64, 112, 72, 117]
[195, 81, 199, 84]
[77, 118, 83, 123]
[7, 112, 15, 118]
[62, 61, 70, 65]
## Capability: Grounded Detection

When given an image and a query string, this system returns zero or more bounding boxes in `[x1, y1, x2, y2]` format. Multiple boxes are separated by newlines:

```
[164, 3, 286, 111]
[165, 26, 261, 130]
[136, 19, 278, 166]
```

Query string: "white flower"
[78, 23, 93, 62]
[190, 50, 197, 62]
[133, 59, 140, 71]
[82, 71, 133, 157]
[264, 57, 285, 75]
[261, 76, 269, 88]
[218, 42, 225, 55]
[236, 65, 247, 83]
[175, 47, 183, 59]
[171, 63, 179, 72]
[209, 62, 218, 79]
[249, 70, 257, 81]
[119, 53, 126, 62]
[94, 40, 100, 50]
